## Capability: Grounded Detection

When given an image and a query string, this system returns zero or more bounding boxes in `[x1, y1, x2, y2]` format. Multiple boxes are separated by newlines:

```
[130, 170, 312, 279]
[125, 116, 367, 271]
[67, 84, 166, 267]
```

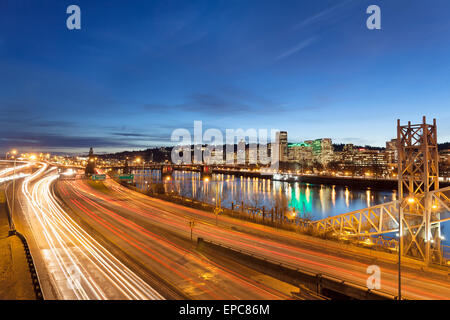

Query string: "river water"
[132, 170, 449, 248]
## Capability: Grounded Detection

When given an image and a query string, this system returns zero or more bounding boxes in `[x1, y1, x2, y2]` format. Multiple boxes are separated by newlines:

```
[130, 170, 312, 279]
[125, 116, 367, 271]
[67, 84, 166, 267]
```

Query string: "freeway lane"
[60, 178, 450, 300]
[9, 164, 164, 300]
[57, 178, 295, 299]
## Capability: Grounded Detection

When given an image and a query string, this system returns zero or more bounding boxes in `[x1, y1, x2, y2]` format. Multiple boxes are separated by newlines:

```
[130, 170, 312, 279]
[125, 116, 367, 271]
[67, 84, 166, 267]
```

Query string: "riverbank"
[273, 174, 450, 190]
[0, 188, 35, 300]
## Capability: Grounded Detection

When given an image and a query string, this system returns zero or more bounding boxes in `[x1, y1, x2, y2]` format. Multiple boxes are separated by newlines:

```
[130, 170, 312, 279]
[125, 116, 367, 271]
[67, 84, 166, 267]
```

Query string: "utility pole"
[10, 152, 17, 233]
[214, 183, 222, 226]
[189, 220, 195, 241]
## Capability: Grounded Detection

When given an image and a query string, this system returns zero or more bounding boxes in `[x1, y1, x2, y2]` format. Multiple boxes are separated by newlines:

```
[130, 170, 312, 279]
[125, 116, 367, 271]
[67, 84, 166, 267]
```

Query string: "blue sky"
[1, 0, 450, 154]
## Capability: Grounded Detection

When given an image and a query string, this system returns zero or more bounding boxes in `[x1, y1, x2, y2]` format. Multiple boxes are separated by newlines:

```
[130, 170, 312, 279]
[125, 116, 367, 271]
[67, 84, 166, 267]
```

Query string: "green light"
[288, 142, 311, 147]
[289, 185, 312, 216]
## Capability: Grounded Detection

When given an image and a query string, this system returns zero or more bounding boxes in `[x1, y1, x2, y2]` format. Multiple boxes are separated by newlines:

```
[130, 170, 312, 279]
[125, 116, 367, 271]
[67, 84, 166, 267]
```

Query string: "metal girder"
[311, 117, 448, 266]
[311, 200, 400, 238]
[397, 117, 441, 265]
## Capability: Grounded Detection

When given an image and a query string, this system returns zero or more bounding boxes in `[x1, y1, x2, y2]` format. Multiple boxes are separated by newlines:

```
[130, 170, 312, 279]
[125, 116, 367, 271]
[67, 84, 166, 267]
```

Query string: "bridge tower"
[397, 116, 441, 264]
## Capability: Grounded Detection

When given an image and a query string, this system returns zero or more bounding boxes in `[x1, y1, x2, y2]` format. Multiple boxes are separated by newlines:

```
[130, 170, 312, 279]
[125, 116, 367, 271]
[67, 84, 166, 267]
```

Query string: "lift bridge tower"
[397, 116, 442, 264]
[312, 117, 449, 266]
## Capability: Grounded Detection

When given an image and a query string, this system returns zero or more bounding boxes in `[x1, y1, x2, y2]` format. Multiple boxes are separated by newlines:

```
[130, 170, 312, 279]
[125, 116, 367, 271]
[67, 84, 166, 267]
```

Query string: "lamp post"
[5, 149, 16, 160]
[135, 157, 145, 189]
[10, 149, 18, 233]
[214, 183, 223, 226]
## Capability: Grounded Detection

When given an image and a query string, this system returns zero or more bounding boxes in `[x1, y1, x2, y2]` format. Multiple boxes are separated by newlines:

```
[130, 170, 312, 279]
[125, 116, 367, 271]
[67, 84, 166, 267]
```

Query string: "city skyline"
[1, 1, 450, 154]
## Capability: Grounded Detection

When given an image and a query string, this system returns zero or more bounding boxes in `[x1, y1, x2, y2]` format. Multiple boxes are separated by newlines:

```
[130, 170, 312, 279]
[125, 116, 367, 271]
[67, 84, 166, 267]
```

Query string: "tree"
[85, 147, 96, 175]
[123, 158, 130, 174]
[313, 160, 324, 173]
[327, 160, 341, 173]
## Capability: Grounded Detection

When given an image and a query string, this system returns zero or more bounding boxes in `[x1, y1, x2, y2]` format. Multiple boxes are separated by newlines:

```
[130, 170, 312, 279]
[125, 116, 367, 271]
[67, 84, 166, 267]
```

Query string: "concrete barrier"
[5, 182, 44, 300]
[197, 237, 396, 300]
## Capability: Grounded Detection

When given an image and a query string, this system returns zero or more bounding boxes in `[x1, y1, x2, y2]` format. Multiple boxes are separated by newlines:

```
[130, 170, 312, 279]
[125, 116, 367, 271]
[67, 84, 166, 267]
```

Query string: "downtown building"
[288, 142, 315, 165]
[276, 131, 288, 162]
[304, 138, 334, 165]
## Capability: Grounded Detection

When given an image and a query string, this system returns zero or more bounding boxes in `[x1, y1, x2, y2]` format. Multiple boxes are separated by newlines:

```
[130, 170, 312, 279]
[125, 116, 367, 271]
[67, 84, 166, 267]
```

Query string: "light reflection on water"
[133, 170, 397, 218]
[133, 170, 449, 246]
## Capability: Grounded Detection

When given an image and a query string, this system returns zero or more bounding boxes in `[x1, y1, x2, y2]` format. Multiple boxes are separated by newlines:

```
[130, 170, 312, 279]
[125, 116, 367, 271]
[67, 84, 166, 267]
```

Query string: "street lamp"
[135, 157, 145, 189]
[10, 149, 18, 234]
[5, 149, 17, 160]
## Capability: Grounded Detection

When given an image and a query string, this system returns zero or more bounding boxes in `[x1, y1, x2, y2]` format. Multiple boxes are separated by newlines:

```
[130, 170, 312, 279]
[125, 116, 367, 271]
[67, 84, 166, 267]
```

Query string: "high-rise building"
[304, 138, 334, 165]
[385, 138, 398, 165]
[288, 142, 314, 164]
[341, 143, 355, 162]
[276, 131, 288, 162]
[237, 139, 246, 164]
[353, 149, 387, 168]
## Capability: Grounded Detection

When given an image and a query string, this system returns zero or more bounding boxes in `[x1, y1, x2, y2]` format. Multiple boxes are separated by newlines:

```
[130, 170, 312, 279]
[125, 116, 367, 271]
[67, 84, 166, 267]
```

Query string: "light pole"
[189, 220, 195, 241]
[10, 149, 18, 233]
[214, 183, 223, 226]
[135, 157, 145, 189]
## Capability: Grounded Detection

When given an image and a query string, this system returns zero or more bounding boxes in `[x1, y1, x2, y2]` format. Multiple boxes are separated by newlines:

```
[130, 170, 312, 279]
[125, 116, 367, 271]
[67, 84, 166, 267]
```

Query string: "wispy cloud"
[275, 36, 318, 61]
[293, 0, 354, 30]
[143, 87, 288, 115]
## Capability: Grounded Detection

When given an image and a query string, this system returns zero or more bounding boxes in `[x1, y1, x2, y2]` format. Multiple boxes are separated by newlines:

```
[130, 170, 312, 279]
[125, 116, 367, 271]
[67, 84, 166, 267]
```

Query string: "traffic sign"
[91, 174, 106, 181]
[118, 174, 134, 180]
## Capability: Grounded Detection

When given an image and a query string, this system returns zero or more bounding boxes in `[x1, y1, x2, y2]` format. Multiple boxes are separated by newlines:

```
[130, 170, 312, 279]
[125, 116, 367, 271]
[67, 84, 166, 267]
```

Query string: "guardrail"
[5, 181, 44, 300]
[197, 237, 397, 300]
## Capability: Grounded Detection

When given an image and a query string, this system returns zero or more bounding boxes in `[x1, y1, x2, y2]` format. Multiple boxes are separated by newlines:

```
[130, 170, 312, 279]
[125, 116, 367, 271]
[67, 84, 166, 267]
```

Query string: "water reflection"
[133, 170, 395, 221]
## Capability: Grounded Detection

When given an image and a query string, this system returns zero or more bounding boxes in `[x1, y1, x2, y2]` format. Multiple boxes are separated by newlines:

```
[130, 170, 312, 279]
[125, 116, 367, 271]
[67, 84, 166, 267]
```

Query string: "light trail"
[0, 173, 30, 184]
[0, 163, 31, 178]
[20, 164, 164, 300]
[72, 178, 450, 300]
[69, 191, 288, 299]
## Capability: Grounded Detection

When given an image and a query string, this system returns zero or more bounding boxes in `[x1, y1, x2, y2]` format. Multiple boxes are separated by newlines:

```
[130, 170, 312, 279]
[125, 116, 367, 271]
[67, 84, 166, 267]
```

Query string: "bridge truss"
[311, 117, 450, 265]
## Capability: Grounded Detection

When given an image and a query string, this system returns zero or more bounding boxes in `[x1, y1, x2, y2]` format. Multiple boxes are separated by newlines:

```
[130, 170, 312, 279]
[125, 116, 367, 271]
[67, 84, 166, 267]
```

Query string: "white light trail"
[0, 163, 31, 177]
[0, 173, 30, 184]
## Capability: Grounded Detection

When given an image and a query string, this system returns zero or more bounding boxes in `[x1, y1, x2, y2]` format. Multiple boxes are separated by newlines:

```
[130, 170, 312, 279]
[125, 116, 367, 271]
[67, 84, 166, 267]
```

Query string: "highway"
[0, 161, 31, 184]
[57, 176, 450, 300]
[8, 163, 164, 300]
[8, 164, 294, 300]
[56, 178, 295, 299]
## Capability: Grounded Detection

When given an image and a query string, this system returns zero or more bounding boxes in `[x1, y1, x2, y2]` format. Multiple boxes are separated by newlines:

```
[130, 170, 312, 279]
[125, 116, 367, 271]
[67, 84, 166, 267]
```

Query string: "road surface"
[57, 177, 450, 300]
[8, 163, 164, 300]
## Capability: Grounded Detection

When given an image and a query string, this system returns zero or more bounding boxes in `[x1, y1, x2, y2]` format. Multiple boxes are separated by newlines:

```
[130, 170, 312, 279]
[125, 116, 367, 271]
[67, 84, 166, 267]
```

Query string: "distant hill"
[438, 142, 450, 151]
[333, 142, 450, 152]
[332, 144, 384, 152]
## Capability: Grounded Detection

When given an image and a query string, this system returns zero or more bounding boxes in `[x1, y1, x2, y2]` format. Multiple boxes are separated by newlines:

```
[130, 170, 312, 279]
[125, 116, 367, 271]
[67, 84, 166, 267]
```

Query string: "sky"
[1, 0, 450, 154]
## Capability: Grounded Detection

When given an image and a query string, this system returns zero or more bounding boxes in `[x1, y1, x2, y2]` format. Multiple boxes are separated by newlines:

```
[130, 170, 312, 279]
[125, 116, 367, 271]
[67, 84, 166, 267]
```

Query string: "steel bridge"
[311, 117, 450, 266]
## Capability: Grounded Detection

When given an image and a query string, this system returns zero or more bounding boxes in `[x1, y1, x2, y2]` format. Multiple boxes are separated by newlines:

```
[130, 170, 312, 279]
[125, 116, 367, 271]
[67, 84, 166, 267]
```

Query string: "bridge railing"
[310, 200, 400, 238]
[429, 186, 450, 224]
